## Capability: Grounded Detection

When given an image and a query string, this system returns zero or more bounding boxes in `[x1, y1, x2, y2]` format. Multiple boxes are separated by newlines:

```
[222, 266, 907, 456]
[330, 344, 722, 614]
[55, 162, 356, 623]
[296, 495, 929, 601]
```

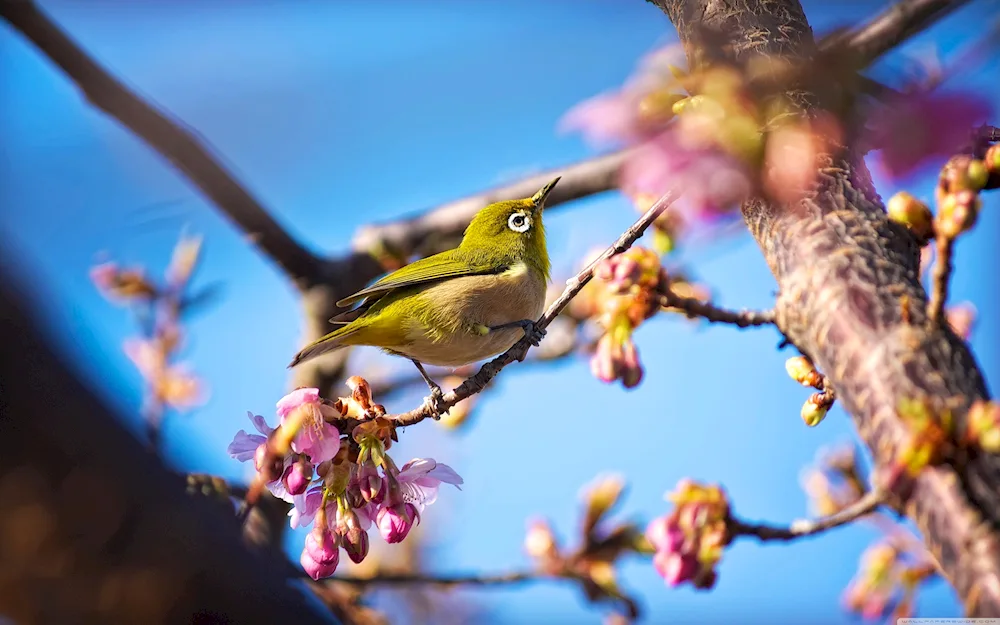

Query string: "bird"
[288, 177, 560, 412]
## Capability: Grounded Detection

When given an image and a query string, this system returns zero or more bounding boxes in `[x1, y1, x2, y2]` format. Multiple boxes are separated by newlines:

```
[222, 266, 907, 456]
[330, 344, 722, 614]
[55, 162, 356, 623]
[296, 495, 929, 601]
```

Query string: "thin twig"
[0, 0, 325, 287]
[658, 291, 776, 328]
[383, 191, 675, 428]
[728, 490, 887, 542]
[843, 0, 971, 66]
[927, 235, 954, 325]
[330, 570, 537, 587]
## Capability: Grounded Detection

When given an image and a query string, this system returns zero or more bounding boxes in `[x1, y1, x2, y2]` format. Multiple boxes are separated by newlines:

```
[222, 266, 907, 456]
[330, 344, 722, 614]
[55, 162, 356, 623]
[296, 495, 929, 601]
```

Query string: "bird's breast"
[399, 262, 546, 367]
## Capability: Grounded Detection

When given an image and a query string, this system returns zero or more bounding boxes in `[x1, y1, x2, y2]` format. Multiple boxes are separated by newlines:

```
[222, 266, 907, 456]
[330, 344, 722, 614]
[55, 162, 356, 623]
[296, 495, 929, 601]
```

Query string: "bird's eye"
[508, 211, 531, 233]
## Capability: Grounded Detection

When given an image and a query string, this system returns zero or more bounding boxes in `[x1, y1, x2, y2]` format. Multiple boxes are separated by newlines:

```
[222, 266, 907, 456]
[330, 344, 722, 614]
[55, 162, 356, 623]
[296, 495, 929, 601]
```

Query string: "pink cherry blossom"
[227, 411, 274, 462]
[289, 486, 324, 529]
[653, 551, 698, 587]
[867, 89, 993, 180]
[645, 515, 684, 553]
[275, 387, 342, 464]
[395, 458, 464, 512]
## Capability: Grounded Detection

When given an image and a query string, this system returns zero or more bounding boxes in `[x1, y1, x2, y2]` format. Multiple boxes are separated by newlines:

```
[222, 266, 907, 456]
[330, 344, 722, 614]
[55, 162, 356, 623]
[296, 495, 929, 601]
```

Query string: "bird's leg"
[410, 359, 447, 418]
[489, 319, 546, 347]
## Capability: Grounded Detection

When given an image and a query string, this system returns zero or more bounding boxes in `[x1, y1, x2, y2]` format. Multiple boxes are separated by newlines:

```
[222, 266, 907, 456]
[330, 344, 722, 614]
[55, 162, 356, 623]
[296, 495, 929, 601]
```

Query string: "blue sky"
[1, 1, 997, 623]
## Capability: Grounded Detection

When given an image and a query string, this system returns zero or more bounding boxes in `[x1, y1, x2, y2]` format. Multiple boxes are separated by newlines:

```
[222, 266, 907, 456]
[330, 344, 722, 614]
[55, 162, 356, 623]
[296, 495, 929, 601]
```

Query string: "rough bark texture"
[0, 261, 335, 625]
[649, 0, 1000, 615]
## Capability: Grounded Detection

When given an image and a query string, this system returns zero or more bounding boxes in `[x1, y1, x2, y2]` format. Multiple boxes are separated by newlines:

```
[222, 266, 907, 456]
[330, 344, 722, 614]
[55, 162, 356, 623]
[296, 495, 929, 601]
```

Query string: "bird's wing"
[334, 250, 505, 309]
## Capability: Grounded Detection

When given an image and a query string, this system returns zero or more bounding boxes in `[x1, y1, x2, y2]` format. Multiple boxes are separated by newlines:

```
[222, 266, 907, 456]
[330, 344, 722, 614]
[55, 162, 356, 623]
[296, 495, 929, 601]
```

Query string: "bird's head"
[459, 177, 560, 278]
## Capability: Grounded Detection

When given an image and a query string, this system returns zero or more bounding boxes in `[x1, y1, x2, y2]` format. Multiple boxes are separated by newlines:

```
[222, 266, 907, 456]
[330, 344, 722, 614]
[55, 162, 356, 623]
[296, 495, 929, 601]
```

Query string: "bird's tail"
[288, 325, 357, 368]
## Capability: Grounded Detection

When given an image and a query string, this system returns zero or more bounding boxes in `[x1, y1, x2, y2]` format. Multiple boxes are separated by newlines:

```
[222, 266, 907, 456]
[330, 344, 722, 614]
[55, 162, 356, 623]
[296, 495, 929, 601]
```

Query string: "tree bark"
[647, 0, 1000, 615]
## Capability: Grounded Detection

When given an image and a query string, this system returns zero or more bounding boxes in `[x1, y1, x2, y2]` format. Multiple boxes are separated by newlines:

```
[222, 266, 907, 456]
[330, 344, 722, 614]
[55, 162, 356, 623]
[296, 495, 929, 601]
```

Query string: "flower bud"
[524, 518, 558, 560]
[967, 159, 989, 191]
[590, 334, 621, 384]
[653, 551, 698, 586]
[283, 458, 313, 496]
[784, 356, 821, 388]
[886, 191, 933, 241]
[376, 503, 418, 544]
[254, 443, 284, 482]
[300, 548, 338, 581]
[620, 340, 644, 389]
[936, 190, 981, 238]
[357, 461, 383, 504]
[801, 396, 830, 427]
[645, 515, 684, 553]
[968, 400, 1000, 453]
[637, 89, 684, 128]
[305, 527, 340, 566]
[342, 526, 370, 564]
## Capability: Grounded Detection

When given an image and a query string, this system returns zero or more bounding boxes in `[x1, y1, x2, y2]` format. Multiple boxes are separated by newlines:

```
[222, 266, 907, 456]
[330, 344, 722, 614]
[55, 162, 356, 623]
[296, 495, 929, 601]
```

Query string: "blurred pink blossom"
[276, 387, 342, 464]
[867, 90, 992, 180]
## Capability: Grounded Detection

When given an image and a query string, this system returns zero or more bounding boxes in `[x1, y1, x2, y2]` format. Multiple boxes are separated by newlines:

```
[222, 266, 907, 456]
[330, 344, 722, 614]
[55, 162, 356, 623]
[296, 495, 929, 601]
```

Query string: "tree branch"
[0, 0, 327, 288]
[330, 571, 536, 588]
[380, 191, 674, 428]
[729, 490, 888, 542]
[658, 291, 776, 328]
[0, 257, 333, 625]
[351, 151, 629, 259]
[842, 0, 970, 66]
[648, 0, 1000, 615]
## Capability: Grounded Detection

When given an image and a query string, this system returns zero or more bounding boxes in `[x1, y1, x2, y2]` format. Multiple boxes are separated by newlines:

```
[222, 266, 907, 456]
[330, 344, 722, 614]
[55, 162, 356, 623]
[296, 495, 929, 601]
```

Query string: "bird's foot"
[422, 385, 448, 419]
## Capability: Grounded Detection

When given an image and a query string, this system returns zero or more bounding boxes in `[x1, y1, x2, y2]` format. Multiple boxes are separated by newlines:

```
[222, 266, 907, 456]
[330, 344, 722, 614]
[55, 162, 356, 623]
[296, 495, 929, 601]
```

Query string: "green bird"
[289, 177, 560, 409]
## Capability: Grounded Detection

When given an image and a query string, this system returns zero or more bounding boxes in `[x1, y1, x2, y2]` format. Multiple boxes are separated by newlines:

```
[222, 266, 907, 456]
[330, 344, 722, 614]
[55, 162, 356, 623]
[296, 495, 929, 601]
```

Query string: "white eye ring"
[508, 211, 531, 233]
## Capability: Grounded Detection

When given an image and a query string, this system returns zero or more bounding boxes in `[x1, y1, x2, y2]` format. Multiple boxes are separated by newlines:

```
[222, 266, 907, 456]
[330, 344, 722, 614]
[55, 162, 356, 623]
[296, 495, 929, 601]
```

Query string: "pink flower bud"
[620, 340, 644, 389]
[612, 256, 641, 291]
[653, 551, 698, 586]
[376, 503, 418, 544]
[645, 515, 684, 553]
[590, 334, 621, 384]
[358, 462, 383, 503]
[300, 549, 338, 581]
[305, 528, 339, 566]
[595, 258, 615, 282]
[342, 527, 370, 564]
[283, 458, 313, 496]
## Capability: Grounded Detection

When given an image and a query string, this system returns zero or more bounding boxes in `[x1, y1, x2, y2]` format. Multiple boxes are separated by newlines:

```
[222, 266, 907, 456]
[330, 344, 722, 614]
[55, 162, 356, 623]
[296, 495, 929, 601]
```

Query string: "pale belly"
[392, 267, 546, 367]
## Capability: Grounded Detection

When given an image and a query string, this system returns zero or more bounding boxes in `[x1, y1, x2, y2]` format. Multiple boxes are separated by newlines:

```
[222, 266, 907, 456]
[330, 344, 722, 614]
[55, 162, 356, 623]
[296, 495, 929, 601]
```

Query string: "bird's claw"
[422, 385, 448, 419]
[521, 320, 546, 347]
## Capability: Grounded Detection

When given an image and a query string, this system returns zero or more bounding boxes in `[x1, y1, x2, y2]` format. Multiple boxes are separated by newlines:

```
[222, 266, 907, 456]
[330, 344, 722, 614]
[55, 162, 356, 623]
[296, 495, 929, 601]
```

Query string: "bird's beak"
[530, 176, 561, 211]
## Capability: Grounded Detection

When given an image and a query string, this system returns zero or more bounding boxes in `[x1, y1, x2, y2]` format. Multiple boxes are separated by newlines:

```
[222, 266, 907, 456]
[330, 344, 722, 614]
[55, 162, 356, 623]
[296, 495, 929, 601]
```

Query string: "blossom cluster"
[90, 233, 206, 414]
[645, 479, 729, 589]
[842, 541, 935, 621]
[575, 246, 710, 389]
[227, 381, 462, 580]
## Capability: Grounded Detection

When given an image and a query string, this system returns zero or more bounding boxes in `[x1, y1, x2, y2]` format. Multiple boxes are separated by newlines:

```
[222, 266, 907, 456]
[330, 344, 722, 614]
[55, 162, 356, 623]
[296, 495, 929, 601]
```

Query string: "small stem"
[728, 489, 887, 542]
[658, 291, 776, 328]
[927, 235, 954, 325]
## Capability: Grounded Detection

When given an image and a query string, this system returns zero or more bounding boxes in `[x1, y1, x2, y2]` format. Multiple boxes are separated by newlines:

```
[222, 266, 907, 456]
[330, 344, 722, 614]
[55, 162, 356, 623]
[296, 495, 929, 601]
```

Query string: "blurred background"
[1, 1, 997, 623]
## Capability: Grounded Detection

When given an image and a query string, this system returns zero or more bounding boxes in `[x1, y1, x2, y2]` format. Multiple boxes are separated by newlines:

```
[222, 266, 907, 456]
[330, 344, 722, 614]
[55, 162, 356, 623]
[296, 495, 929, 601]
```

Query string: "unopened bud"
[967, 160, 989, 191]
[524, 518, 558, 559]
[801, 396, 830, 427]
[886, 191, 933, 241]
[283, 457, 313, 496]
[637, 90, 684, 127]
[968, 400, 1000, 453]
[935, 190, 981, 238]
[785, 356, 822, 388]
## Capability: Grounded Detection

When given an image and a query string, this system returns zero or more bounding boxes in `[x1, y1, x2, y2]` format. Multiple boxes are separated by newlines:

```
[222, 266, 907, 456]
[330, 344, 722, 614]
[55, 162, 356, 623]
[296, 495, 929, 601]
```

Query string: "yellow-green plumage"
[288, 178, 559, 370]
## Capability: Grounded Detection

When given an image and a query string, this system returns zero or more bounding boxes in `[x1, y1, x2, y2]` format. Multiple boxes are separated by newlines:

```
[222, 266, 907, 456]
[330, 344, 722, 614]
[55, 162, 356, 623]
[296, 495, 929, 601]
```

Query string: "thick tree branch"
[0, 260, 333, 625]
[0, 0, 327, 288]
[648, 0, 1000, 616]
[380, 192, 674, 428]
[351, 151, 629, 259]
[728, 490, 887, 542]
